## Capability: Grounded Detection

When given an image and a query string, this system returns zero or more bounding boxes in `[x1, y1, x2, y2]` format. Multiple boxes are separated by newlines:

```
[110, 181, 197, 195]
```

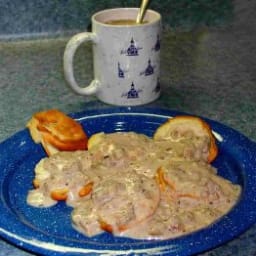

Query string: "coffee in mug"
[104, 19, 148, 25]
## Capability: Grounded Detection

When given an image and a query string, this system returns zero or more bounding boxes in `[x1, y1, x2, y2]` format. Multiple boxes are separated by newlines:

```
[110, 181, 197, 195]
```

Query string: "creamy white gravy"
[27, 132, 241, 240]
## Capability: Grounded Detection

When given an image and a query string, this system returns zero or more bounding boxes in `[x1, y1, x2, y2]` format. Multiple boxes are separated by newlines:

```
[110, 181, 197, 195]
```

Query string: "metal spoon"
[136, 0, 150, 24]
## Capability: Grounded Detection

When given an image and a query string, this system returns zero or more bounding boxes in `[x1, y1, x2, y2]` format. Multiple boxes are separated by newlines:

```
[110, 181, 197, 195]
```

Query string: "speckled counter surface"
[1, 1, 256, 256]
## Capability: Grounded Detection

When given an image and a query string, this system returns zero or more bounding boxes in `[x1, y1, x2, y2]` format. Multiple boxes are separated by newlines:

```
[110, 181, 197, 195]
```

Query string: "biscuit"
[27, 109, 88, 156]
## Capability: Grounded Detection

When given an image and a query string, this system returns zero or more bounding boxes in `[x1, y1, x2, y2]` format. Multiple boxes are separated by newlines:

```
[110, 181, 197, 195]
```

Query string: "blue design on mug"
[118, 62, 125, 78]
[153, 34, 160, 52]
[121, 82, 142, 99]
[120, 38, 142, 56]
[140, 59, 155, 76]
[153, 77, 161, 93]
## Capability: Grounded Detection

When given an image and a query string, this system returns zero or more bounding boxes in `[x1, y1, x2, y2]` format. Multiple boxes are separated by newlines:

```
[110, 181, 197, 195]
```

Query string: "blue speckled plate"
[0, 107, 256, 256]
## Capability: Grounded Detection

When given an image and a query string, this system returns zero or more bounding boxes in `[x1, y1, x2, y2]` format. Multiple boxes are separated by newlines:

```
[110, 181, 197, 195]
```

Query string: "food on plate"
[154, 115, 218, 163]
[26, 109, 88, 156]
[87, 132, 105, 150]
[27, 116, 241, 240]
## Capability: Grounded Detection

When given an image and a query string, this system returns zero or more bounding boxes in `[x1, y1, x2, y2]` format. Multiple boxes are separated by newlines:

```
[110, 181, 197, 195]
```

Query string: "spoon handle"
[136, 0, 150, 24]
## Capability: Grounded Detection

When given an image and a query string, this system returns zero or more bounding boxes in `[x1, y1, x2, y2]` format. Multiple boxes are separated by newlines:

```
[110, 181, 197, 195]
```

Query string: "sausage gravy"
[27, 132, 241, 239]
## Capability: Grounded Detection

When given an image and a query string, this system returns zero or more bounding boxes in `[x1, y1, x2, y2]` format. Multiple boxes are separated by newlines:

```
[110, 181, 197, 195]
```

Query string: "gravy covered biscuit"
[153, 115, 218, 163]
[27, 131, 240, 240]
[26, 109, 88, 156]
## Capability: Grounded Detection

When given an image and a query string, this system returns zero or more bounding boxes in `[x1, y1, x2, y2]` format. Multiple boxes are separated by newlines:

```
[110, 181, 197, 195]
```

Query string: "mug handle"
[63, 32, 99, 95]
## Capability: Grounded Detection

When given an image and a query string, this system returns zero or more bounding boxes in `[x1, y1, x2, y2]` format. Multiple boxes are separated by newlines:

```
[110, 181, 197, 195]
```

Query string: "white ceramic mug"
[63, 8, 161, 106]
